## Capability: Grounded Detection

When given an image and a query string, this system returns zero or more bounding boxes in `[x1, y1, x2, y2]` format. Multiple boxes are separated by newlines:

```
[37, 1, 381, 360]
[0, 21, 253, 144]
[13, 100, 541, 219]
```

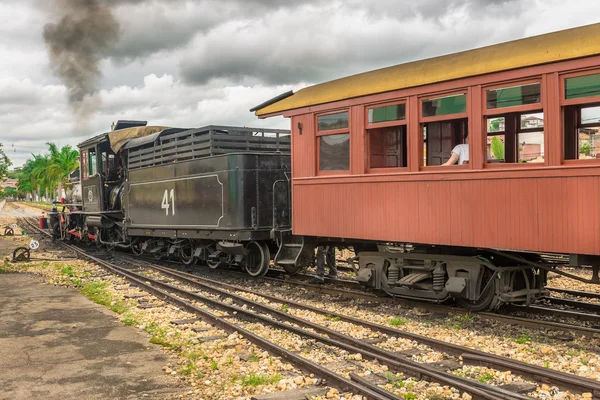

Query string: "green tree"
[579, 141, 591, 156]
[16, 143, 79, 200]
[46, 143, 79, 190]
[0, 143, 11, 181]
[0, 187, 18, 199]
[491, 136, 505, 160]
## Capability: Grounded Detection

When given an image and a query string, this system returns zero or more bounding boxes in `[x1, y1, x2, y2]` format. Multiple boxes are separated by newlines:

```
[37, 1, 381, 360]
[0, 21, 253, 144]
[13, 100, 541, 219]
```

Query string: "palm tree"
[46, 143, 79, 198]
[17, 143, 80, 202]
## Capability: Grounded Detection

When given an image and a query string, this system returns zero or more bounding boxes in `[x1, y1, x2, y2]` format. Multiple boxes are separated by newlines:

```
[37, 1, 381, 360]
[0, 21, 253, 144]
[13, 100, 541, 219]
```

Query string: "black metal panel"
[127, 125, 290, 171]
[127, 228, 271, 241]
[128, 172, 224, 227]
[125, 153, 290, 235]
[82, 176, 101, 212]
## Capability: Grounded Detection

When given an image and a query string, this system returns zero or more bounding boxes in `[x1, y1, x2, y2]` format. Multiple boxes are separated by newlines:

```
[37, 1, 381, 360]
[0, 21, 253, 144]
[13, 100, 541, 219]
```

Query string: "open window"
[563, 72, 600, 161]
[421, 93, 468, 166]
[88, 148, 97, 176]
[484, 81, 544, 164]
[366, 102, 407, 170]
[316, 111, 350, 173]
[81, 150, 89, 180]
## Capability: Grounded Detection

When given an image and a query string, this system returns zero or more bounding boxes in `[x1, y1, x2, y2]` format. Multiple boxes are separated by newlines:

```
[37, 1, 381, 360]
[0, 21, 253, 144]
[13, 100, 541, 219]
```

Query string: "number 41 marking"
[162, 189, 175, 216]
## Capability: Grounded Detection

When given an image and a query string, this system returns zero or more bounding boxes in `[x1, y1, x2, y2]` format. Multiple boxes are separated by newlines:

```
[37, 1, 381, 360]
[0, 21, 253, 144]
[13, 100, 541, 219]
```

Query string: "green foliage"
[17, 143, 79, 197]
[478, 372, 494, 383]
[0, 143, 11, 181]
[514, 333, 532, 344]
[0, 260, 9, 273]
[178, 362, 197, 376]
[403, 393, 417, 400]
[280, 304, 289, 313]
[80, 281, 128, 314]
[390, 317, 408, 326]
[238, 373, 282, 387]
[385, 372, 406, 388]
[491, 136, 505, 160]
[447, 313, 475, 330]
[579, 140, 591, 156]
[0, 187, 18, 199]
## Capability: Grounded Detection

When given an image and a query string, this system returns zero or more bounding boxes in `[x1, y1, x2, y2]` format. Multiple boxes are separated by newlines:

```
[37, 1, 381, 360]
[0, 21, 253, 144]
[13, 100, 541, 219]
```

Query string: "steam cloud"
[43, 0, 121, 120]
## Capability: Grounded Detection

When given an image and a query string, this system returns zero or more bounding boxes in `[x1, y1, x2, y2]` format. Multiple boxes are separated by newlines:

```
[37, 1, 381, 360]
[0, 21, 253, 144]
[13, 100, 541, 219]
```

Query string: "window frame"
[560, 68, 600, 107]
[562, 101, 600, 165]
[481, 78, 546, 168]
[418, 90, 470, 170]
[483, 78, 543, 115]
[315, 109, 351, 176]
[81, 149, 88, 180]
[560, 69, 600, 165]
[419, 91, 468, 123]
[364, 100, 408, 173]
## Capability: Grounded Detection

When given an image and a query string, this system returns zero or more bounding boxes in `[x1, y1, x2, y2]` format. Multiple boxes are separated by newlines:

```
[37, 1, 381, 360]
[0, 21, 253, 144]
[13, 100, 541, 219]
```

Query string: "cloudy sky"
[1, 0, 599, 167]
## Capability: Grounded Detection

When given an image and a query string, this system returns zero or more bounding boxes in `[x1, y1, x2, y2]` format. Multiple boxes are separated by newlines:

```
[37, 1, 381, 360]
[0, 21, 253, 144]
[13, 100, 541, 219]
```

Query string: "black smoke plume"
[43, 0, 121, 119]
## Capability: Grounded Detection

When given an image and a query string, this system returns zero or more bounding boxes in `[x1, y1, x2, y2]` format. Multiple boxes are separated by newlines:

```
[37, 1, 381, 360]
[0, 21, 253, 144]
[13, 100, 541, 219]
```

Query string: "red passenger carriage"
[254, 23, 600, 310]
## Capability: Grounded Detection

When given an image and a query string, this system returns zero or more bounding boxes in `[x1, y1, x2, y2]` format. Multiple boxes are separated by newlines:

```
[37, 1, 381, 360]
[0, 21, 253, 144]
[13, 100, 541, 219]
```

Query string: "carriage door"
[424, 119, 467, 165]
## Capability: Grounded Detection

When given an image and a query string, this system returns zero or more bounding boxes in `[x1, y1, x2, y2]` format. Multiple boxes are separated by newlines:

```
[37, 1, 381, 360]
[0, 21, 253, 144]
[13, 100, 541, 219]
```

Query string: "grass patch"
[0, 261, 9, 274]
[385, 372, 406, 388]
[59, 266, 76, 277]
[178, 362, 197, 376]
[210, 359, 219, 370]
[80, 281, 129, 314]
[238, 373, 282, 387]
[450, 313, 475, 330]
[514, 333, 532, 344]
[280, 304, 289, 313]
[403, 393, 417, 400]
[390, 317, 408, 326]
[478, 372, 494, 383]
[325, 313, 341, 322]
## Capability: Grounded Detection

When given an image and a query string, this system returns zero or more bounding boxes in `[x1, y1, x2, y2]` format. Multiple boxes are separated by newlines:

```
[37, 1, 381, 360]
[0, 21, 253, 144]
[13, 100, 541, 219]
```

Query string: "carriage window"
[486, 83, 541, 109]
[421, 93, 468, 166]
[366, 103, 407, 169]
[81, 150, 88, 179]
[88, 149, 97, 176]
[318, 112, 348, 131]
[319, 133, 349, 170]
[422, 94, 466, 118]
[368, 104, 406, 124]
[564, 104, 600, 160]
[317, 111, 350, 172]
[485, 113, 544, 164]
[565, 73, 600, 100]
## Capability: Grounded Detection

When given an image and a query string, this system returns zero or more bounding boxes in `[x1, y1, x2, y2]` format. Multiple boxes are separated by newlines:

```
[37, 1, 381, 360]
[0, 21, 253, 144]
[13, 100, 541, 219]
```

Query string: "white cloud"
[2, 0, 600, 169]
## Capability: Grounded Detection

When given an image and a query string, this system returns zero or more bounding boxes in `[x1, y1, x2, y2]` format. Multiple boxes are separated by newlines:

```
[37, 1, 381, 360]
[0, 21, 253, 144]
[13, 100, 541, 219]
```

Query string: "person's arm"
[442, 151, 459, 166]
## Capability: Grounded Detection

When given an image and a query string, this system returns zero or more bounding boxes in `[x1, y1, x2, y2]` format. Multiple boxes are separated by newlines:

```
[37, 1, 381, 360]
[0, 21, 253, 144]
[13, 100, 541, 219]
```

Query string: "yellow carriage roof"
[254, 23, 600, 116]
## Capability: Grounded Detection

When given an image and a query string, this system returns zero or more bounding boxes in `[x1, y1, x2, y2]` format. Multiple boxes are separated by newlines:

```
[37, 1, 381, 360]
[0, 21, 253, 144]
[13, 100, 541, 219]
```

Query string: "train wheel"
[244, 241, 270, 277]
[180, 241, 197, 266]
[206, 244, 222, 269]
[282, 264, 302, 275]
[131, 241, 144, 256]
[456, 267, 498, 312]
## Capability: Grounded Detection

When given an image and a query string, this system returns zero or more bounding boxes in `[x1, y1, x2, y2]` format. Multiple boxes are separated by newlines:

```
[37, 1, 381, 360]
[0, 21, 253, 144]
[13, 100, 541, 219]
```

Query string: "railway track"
[16, 216, 526, 400]
[13, 211, 600, 399]
[116, 254, 600, 397]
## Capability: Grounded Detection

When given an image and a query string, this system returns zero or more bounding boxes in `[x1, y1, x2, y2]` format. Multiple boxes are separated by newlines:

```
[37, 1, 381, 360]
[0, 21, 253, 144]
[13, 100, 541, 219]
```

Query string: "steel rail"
[15, 213, 600, 397]
[541, 297, 600, 313]
[121, 255, 600, 397]
[14, 217, 398, 399]
[547, 287, 600, 300]
[114, 257, 519, 400]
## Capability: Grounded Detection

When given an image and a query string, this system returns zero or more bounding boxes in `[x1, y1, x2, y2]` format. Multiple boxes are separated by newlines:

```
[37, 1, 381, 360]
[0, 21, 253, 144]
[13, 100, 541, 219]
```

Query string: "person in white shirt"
[442, 135, 469, 165]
